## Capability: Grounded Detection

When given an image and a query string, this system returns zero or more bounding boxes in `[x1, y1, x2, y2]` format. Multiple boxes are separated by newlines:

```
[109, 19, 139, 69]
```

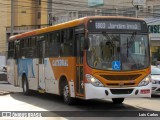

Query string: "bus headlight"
[85, 74, 104, 87]
[138, 75, 151, 87]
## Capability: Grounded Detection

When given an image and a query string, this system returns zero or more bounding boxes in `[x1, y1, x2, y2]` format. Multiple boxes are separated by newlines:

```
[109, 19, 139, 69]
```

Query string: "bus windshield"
[87, 33, 149, 71]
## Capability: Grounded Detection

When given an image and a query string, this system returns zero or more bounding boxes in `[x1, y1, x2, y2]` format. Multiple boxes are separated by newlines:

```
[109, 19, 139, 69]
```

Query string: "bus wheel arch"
[22, 73, 30, 95]
[59, 76, 75, 105]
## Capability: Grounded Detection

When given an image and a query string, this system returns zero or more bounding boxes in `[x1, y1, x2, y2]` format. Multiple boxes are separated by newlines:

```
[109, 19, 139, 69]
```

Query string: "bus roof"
[8, 16, 144, 41]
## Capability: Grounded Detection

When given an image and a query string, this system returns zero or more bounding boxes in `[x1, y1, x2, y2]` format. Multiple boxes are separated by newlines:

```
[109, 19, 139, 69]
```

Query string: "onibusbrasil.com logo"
[1, 111, 42, 117]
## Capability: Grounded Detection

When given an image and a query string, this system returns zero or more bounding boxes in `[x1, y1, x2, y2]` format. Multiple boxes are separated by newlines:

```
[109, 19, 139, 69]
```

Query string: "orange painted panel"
[49, 57, 77, 82]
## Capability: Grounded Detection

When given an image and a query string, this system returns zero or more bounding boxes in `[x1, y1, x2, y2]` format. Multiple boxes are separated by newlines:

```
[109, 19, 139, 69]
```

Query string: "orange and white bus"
[7, 16, 151, 104]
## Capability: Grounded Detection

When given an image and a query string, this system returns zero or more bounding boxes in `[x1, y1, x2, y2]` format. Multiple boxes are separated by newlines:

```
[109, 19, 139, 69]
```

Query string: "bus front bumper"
[85, 83, 152, 99]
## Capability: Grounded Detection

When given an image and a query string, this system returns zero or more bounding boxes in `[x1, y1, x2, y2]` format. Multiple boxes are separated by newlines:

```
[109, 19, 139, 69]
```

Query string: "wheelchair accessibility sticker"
[112, 61, 121, 70]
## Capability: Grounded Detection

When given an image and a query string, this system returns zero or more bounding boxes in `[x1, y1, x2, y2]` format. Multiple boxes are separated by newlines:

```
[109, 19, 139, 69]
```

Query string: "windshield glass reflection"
[87, 33, 149, 71]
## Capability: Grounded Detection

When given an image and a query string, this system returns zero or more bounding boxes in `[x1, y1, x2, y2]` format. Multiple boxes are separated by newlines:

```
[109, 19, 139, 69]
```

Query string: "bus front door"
[38, 40, 45, 91]
[76, 34, 84, 96]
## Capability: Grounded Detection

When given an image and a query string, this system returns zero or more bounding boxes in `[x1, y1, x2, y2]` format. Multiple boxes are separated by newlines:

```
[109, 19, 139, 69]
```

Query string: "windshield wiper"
[126, 32, 138, 68]
[102, 32, 113, 43]
[127, 32, 137, 48]
[126, 32, 137, 57]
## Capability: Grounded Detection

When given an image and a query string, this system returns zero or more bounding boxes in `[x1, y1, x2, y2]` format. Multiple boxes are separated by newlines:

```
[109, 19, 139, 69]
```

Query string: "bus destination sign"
[94, 21, 141, 30]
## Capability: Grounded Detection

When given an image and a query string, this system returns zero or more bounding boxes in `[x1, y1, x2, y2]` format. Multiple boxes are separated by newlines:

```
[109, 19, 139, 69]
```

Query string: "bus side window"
[49, 31, 60, 57]
[55, 31, 61, 56]
[37, 35, 45, 58]
[26, 37, 35, 58]
[49, 33, 53, 57]
[45, 34, 49, 57]
[61, 28, 73, 56]
[68, 29, 74, 55]
[61, 30, 66, 56]
[24, 38, 28, 48]
[27, 37, 31, 58]
[28, 37, 31, 48]
[20, 39, 25, 58]
[14, 40, 20, 59]
[31, 36, 37, 58]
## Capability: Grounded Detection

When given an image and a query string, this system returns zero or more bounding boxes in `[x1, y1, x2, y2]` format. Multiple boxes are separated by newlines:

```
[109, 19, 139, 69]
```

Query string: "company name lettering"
[52, 59, 68, 66]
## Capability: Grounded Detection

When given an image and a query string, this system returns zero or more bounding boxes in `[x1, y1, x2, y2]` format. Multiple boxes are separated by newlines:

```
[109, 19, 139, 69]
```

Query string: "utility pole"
[132, 0, 146, 18]
[135, 5, 139, 18]
[11, 0, 14, 36]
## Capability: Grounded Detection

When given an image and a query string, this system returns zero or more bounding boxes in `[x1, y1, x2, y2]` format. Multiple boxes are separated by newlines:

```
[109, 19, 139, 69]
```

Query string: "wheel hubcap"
[23, 81, 27, 92]
[63, 85, 69, 101]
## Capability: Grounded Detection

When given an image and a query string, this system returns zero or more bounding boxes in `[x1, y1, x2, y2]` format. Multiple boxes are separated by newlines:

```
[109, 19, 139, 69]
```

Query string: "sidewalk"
[0, 72, 22, 93]
[0, 81, 22, 93]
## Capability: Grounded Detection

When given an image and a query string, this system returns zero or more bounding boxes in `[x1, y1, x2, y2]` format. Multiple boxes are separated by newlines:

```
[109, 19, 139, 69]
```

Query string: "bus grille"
[107, 83, 135, 86]
[100, 74, 141, 80]
[110, 89, 133, 94]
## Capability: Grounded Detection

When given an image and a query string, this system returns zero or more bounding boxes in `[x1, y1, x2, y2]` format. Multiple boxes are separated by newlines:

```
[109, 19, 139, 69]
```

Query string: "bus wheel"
[22, 75, 30, 95]
[112, 98, 124, 104]
[62, 81, 75, 105]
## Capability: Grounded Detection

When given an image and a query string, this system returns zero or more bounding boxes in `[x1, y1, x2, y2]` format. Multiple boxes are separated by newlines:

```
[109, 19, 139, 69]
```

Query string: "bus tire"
[22, 75, 30, 95]
[112, 98, 124, 104]
[62, 80, 75, 105]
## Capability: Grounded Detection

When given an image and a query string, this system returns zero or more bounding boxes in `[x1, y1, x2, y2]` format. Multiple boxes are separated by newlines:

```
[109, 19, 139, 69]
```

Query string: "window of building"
[73, 12, 76, 17]
[37, 0, 41, 5]
[148, 6, 152, 12]
[38, 12, 41, 19]
[69, 12, 72, 17]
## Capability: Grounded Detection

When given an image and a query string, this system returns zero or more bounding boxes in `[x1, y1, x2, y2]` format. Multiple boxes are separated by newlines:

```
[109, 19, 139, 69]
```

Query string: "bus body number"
[95, 22, 106, 29]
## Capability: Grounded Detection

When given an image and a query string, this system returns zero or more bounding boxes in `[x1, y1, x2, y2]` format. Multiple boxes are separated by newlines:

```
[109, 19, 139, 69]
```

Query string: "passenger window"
[61, 29, 74, 56]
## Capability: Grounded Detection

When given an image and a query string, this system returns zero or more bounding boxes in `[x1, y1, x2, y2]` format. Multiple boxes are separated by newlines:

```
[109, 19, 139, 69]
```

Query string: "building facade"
[145, 18, 160, 64]
[0, 0, 10, 55]
[0, 0, 48, 55]
[49, 0, 160, 24]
